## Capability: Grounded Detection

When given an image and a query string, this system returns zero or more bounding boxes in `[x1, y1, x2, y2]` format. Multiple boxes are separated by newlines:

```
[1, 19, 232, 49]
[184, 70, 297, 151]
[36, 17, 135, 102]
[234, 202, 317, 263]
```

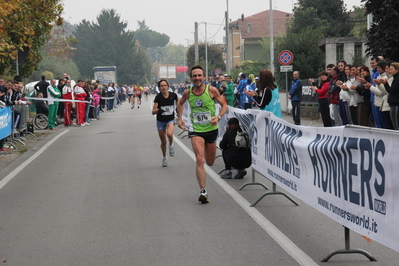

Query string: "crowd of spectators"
[311, 57, 399, 130]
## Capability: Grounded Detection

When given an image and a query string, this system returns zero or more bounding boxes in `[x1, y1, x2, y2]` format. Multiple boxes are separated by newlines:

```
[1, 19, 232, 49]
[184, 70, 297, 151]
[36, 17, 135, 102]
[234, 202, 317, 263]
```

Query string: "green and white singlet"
[188, 85, 218, 133]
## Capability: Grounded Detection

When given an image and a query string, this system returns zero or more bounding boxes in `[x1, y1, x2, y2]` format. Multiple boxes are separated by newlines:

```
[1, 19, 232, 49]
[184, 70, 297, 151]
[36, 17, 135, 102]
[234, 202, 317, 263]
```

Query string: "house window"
[336, 44, 344, 62]
[355, 44, 362, 59]
[246, 23, 252, 34]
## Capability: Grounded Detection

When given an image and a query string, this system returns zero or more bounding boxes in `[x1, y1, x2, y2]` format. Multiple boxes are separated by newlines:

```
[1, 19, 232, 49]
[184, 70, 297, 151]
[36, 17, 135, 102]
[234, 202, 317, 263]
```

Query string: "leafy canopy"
[0, 0, 63, 76]
[73, 9, 150, 84]
[186, 43, 224, 76]
[363, 0, 399, 60]
[289, 0, 352, 37]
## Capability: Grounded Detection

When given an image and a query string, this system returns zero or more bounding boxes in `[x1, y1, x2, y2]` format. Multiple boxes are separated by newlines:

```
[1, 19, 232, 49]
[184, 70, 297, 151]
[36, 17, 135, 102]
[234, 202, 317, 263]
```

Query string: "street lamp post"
[195, 22, 208, 83]
[204, 22, 208, 83]
[184, 38, 190, 81]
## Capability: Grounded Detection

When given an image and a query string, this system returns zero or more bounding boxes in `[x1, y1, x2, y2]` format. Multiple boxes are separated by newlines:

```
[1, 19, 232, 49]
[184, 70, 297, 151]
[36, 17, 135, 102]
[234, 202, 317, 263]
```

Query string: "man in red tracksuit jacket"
[62, 80, 74, 126]
[74, 80, 87, 126]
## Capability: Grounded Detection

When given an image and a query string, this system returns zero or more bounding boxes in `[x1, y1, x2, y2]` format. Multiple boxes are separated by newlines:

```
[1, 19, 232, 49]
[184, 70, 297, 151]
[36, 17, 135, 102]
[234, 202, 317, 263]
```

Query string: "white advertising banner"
[210, 107, 399, 253]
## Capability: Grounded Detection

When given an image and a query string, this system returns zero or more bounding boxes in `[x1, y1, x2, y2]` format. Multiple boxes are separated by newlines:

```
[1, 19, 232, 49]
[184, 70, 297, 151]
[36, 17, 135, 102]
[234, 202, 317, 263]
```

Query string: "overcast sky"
[62, 0, 363, 46]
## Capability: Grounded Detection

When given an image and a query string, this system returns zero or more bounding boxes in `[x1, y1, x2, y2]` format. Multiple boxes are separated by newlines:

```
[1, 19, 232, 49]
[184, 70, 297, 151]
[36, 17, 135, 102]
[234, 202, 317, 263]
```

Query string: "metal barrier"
[13, 104, 29, 132]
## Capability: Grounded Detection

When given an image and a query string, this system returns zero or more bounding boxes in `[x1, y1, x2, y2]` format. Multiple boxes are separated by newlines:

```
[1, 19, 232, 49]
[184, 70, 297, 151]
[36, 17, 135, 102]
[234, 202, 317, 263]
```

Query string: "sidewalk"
[281, 113, 324, 127]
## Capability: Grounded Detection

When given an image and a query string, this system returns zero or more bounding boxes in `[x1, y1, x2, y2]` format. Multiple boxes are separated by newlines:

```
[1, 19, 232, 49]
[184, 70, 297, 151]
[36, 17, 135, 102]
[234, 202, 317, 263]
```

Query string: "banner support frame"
[247, 169, 300, 207]
[238, 169, 269, 191]
[321, 226, 377, 262]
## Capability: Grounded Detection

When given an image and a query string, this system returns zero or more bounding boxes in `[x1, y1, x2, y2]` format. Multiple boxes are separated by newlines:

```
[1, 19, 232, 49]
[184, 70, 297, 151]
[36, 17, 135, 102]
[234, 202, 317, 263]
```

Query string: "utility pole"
[194, 22, 199, 65]
[270, 0, 274, 75]
[204, 22, 208, 83]
[225, 0, 231, 74]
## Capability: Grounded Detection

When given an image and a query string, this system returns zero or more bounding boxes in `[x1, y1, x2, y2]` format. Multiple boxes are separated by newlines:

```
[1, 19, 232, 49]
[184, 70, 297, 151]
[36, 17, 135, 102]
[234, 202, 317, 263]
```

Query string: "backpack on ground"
[235, 129, 251, 149]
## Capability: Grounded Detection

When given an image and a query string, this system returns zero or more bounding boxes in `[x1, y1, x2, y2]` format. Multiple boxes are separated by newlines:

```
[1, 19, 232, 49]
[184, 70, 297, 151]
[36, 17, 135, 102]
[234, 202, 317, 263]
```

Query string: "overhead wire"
[198, 17, 225, 41]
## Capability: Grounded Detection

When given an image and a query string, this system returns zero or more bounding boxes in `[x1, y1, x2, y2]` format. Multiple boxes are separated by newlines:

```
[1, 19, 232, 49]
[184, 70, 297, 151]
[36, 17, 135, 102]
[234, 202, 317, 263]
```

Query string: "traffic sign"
[280, 65, 293, 72]
[278, 50, 294, 65]
[214, 68, 223, 75]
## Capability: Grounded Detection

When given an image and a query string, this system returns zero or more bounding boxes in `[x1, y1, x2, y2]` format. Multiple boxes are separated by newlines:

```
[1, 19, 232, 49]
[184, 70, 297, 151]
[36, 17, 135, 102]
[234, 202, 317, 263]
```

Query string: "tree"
[349, 5, 367, 37]
[30, 56, 80, 81]
[73, 9, 150, 84]
[289, 0, 352, 37]
[231, 61, 266, 82]
[0, 0, 63, 77]
[364, 0, 399, 60]
[125, 41, 151, 84]
[276, 26, 325, 79]
[186, 43, 225, 76]
[133, 29, 170, 49]
[29, 21, 80, 82]
[45, 23, 78, 63]
[163, 44, 185, 66]
[137, 20, 149, 30]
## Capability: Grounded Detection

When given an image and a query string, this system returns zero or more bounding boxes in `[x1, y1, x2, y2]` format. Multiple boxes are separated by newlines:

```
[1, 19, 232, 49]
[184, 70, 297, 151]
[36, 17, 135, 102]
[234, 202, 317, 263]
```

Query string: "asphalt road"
[0, 96, 398, 266]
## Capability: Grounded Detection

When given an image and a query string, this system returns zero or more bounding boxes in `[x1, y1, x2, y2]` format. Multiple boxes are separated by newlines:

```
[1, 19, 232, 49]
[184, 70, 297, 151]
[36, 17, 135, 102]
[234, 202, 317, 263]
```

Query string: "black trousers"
[292, 101, 301, 125]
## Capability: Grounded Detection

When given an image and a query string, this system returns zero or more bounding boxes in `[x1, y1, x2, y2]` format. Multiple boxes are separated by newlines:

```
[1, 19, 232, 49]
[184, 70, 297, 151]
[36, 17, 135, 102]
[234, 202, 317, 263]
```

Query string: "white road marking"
[0, 130, 69, 190]
[174, 136, 319, 266]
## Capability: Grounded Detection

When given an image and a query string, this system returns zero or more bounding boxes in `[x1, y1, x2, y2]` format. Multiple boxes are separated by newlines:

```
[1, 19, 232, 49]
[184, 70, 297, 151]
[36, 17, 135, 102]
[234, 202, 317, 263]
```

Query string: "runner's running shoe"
[198, 188, 209, 204]
[162, 157, 168, 167]
[169, 145, 175, 157]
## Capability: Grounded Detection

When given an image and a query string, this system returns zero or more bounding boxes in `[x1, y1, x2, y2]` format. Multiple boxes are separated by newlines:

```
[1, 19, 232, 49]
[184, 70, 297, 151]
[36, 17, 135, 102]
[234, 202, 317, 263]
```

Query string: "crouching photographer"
[219, 117, 252, 179]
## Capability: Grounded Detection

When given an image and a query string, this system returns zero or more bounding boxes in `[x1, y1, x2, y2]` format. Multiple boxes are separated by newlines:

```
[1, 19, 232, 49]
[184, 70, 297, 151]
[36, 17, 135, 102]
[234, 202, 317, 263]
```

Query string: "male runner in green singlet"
[177, 65, 227, 203]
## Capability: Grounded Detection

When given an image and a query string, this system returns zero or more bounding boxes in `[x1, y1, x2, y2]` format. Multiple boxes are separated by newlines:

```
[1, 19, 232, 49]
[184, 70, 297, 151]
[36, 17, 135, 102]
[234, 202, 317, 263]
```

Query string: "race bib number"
[193, 111, 211, 125]
[161, 105, 173, 115]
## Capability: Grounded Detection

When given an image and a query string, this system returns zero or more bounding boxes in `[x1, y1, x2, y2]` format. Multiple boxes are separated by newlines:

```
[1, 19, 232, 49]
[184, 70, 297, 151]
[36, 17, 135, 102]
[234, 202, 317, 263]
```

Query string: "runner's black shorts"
[189, 129, 218, 143]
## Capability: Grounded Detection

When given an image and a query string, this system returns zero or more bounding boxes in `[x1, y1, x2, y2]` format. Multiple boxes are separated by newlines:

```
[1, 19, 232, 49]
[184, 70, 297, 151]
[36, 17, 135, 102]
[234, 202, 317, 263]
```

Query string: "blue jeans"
[107, 99, 114, 110]
[85, 103, 90, 122]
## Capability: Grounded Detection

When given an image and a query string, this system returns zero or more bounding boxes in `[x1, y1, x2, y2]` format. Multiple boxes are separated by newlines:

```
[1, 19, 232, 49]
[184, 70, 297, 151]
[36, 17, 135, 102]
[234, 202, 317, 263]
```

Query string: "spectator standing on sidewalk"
[247, 70, 282, 118]
[381, 62, 399, 129]
[107, 82, 116, 111]
[224, 75, 235, 107]
[329, 66, 343, 126]
[34, 75, 49, 98]
[354, 66, 372, 127]
[288, 71, 302, 125]
[47, 79, 61, 130]
[57, 78, 66, 119]
[74, 80, 87, 126]
[62, 79, 74, 126]
[237, 73, 248, 109]
[310, 72, 333, 127]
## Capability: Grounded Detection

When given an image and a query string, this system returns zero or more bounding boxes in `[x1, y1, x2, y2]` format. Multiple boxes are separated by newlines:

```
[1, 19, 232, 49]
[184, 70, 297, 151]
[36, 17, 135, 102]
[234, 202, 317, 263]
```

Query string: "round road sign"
[214, 68, 223, 75]
[278, 50, 294, 65]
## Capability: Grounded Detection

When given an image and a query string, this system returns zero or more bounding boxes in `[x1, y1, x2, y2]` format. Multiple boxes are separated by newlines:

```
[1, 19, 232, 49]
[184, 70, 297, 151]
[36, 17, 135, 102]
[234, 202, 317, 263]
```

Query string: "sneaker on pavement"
[169, 145, 175, 157]
[234, 169, 247, 179]
[220, 170, 232, 179]
[162, 157, 168, 167]
[198, 188, 209, 204]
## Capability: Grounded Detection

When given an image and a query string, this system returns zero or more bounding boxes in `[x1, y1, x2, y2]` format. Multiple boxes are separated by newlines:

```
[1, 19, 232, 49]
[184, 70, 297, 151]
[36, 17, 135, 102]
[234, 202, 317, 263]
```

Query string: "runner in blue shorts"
[152, 79, 178, 167]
